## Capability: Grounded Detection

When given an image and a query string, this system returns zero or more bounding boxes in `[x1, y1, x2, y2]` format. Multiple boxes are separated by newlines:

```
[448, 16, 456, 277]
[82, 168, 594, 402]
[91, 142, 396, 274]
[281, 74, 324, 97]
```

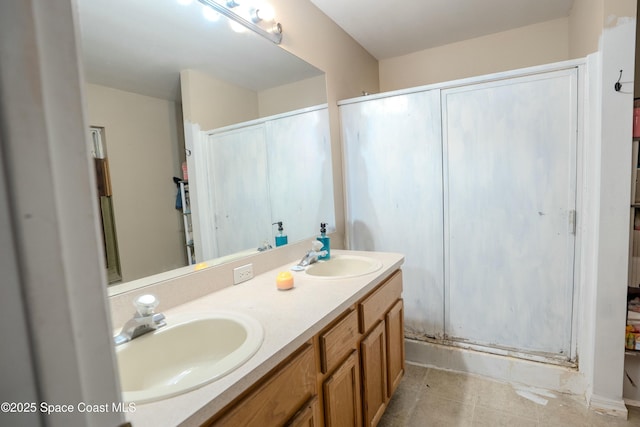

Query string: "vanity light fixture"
[197, 0, 282, 44]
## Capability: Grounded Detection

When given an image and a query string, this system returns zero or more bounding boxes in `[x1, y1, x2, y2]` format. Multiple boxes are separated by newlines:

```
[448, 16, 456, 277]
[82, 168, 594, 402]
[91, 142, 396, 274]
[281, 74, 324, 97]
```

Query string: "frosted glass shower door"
[206, 124, 271, 257]
[266, 107, 334, 243]
[442, 69, 578, 359]
[341, 90, 444, 339]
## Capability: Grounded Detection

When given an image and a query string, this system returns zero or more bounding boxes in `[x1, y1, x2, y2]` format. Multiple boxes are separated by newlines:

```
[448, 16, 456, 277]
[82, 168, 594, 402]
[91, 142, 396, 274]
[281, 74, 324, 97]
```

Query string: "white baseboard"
[589, 394, 628, 418]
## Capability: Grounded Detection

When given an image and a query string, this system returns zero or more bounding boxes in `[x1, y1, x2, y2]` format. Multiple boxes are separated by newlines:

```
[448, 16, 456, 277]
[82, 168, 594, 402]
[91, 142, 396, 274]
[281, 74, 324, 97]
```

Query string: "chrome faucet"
[297, 241, 328, 267]
[257, 240, 273, 252]
[113, 294, 166, 346]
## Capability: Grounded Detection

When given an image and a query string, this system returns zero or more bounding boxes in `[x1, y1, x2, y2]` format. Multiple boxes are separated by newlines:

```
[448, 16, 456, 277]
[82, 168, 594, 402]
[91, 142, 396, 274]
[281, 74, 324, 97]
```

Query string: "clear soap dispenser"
[272, 221, 288, 247]
[317, 222, 330, 260]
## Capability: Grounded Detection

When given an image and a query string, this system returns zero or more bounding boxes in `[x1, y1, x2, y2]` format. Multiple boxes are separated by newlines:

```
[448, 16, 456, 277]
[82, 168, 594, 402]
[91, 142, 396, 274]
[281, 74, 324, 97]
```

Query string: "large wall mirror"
[76, 0, 334, 292]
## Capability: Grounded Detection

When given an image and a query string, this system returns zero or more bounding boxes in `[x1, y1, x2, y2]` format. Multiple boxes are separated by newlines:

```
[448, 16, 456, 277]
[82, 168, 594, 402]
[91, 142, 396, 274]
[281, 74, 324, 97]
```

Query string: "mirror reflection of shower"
[77, 0, 330, 287]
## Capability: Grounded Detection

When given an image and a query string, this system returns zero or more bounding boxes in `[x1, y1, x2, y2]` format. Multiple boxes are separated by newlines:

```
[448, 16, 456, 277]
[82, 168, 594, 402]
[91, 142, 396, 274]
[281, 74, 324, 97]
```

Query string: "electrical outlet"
[233, 263, 253, 285]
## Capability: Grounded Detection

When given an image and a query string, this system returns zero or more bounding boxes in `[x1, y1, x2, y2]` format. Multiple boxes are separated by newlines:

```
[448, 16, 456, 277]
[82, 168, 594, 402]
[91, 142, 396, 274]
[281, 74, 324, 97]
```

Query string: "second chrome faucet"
[296, 241, 328, 268]
[114, 294, 166, 346]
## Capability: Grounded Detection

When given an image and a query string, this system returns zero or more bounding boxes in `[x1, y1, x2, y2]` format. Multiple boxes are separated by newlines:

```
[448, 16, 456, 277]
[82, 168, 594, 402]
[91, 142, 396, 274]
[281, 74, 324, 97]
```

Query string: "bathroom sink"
[115, 311, 263, 403]
[305, 254, 382, 279]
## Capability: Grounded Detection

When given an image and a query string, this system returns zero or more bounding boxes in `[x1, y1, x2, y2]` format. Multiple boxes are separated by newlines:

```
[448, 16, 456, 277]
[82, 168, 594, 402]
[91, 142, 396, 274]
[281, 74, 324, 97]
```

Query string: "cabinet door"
[341, 90, 444, 340]
[200, 124, 271, 259]
[386, 299, 405, 397]
[442, 69, 578, 358]
[323, 351, 362, 427]
[361, 321, 387, 427]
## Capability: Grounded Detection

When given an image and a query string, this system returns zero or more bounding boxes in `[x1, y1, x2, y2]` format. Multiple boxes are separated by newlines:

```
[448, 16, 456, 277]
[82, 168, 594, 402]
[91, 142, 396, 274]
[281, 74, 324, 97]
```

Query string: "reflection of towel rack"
[175, 178, 195, 265]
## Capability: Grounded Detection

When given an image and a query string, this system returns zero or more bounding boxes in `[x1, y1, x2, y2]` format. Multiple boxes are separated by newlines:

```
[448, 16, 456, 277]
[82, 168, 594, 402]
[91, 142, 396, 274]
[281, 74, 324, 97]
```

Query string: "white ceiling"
[309, 0, 575, 60]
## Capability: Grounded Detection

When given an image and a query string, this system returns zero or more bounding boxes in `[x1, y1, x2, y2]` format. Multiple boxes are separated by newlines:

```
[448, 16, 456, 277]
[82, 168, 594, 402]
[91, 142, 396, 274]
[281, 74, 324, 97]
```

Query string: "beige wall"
[378, 1, 636, 94]
[85, 84, 186, 283]
[180, 69, 259, 131]
[379, 17, 570, 92]
[271, 0, 379, 99]
[181, 70, 327, 129]
[568, 0, 603, 58]
[258, 74, 327, 117]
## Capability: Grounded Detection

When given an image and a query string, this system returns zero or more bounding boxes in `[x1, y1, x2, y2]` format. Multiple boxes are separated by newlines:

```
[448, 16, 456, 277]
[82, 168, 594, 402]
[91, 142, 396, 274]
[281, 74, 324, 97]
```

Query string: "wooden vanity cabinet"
[318, 269, 404, 427]
[204, 269, 404, 427]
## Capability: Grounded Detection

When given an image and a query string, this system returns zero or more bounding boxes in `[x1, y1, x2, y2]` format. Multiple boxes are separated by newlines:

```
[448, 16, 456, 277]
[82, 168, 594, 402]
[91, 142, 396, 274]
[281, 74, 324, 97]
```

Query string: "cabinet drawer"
[359, 270, 403, 333]
[285, 396, 319, 427]
[211, 343, 316, 427]
[320, 309, 359, 374]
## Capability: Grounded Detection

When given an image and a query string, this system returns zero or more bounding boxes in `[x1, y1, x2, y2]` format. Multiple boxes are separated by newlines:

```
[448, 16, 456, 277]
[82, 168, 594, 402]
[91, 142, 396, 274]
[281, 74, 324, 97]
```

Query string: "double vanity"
[112, 249, 405, 426]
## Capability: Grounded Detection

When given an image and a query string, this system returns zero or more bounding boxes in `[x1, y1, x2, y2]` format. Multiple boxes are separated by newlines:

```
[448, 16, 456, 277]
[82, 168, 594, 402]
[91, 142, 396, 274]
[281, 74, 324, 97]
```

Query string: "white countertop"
[124, 249, 404, 427]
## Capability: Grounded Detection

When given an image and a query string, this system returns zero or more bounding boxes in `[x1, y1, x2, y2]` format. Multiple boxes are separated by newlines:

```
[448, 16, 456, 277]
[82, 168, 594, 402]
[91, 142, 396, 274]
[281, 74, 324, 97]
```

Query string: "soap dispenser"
[272, 221, 288, 247]
[317, 222, 330, 260]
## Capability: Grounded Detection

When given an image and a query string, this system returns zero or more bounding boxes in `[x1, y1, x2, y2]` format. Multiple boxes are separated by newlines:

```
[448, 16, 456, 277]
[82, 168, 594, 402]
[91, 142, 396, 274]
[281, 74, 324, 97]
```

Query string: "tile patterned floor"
[378, 363, 640, 427]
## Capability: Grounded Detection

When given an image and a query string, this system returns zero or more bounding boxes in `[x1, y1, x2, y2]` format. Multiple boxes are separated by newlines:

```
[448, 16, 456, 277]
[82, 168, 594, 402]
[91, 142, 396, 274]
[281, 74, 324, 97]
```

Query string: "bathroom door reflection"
[90, 127, 122, 283]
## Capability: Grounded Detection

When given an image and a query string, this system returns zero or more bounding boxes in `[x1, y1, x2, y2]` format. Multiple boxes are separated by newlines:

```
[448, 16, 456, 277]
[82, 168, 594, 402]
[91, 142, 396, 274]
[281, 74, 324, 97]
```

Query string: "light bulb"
[256, 4, 274, 21]
[202, 5, 220, 21]
[229, 20, 247, 33]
